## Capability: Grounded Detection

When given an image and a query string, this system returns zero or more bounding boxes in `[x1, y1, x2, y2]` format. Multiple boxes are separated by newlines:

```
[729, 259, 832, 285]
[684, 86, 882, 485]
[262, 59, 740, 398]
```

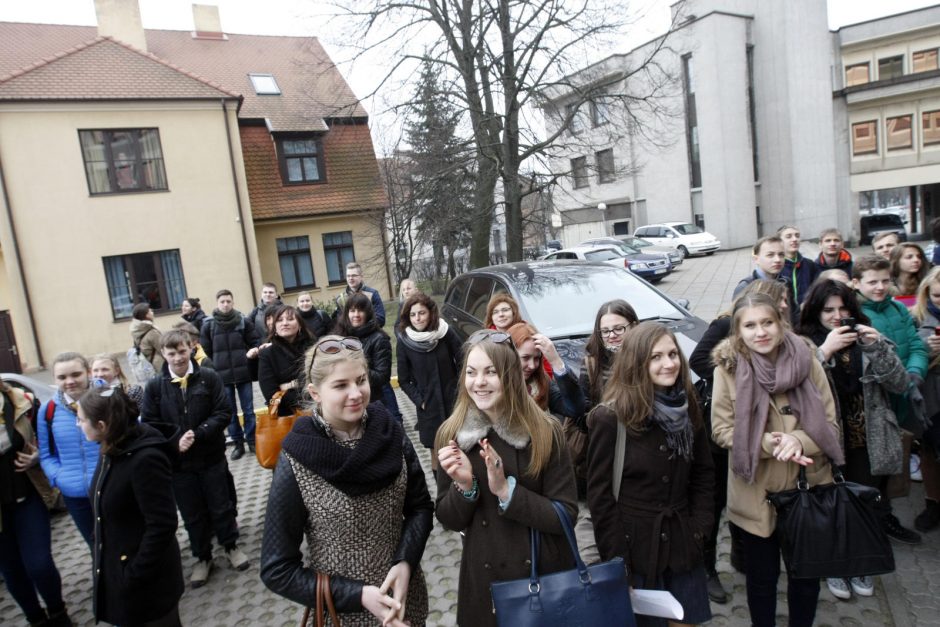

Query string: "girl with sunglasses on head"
[261, 336, 432, 627]
[79, 385, 183, 627]
[396, 293, 463, 450]
[435, 329, 578, 627]
[333, 293, 393, 413]
[710, 293, 841, 627]
[587, 322, 714, 626]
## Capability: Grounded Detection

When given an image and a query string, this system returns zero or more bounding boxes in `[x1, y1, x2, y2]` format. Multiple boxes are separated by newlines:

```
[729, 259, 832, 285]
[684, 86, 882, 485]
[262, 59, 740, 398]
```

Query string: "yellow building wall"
[0, 101, 261, 366]
[254, 213, 391, 311]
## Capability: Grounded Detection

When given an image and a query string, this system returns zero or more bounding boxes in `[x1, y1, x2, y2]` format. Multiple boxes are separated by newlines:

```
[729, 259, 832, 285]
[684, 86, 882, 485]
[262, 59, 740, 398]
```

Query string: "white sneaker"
[850, 576, 874, 597]
[827, 577, 851, 600]
[912, 454, 923, 482]
[226, 546, 250, 571]
[191, 559, 212, 588]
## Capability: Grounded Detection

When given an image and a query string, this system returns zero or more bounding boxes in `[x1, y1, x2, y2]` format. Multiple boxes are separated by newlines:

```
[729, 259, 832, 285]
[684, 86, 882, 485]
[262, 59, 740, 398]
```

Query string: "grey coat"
[916, 311, 940, 422]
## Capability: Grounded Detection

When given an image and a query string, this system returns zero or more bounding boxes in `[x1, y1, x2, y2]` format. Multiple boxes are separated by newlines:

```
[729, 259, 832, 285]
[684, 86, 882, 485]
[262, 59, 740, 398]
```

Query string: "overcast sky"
[1, 0, 937, 151]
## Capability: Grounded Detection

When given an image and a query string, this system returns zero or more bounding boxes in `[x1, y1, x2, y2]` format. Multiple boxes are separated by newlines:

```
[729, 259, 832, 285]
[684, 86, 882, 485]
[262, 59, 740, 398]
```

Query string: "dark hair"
[131, 303, 151, 320]
[398, 292, 440, 334]
[333, 293, 375, 335]
[932, 217, 940, 244]
[266, 304, 312, 345]
[797, 279, 870, 337]
[160, 329, 192, 351]
[584, 299, 639, 405]
[852, 255, 890, 280]
[890, 243, 928, 296]
[79, 386, 140, 454]
[215, 289, 233, 300]
[183, 297, 201, 310]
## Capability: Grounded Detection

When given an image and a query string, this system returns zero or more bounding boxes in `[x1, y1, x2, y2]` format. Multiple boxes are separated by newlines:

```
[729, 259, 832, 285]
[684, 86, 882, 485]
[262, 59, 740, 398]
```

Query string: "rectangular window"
[79, 128, 168, 195]
[248, 73, 281, 95]
[566, 103, 585, 134]
[845, 62, 870, 86]
[852, 121, 878, 155]
[924, 110, 940, 145]
[571, 157, 589, 189]
[277, 135, 325, 185]
[276, 236, 316, 290]
[913, 49, 938, 73]
[596, 149, 615, 183]
[878, 55, 904, 80]
[323, 231, 355, 285]
[102, 249, 186, 320]
[682, 54, 702, 188]
[590, 98, 609, 127]
[886, 115, 913, 150]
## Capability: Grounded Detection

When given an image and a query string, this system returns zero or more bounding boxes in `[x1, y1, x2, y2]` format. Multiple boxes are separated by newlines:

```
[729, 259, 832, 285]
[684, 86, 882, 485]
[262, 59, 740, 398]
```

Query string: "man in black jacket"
[141, 330, 249, 589]
[247, 282, 282, 338]
[200, 289, 259, 460]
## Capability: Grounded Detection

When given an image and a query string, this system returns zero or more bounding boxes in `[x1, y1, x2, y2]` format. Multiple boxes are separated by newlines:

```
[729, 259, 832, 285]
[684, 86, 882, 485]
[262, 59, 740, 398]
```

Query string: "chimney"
[93, 0, 147, 52]
[192, 4, 226, 40]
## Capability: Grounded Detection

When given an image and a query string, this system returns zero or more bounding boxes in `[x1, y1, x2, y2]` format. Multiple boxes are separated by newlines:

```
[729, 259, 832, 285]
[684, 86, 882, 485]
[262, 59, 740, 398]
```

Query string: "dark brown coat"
[586, 404, 714, 577]
[435, 411, 578, 627]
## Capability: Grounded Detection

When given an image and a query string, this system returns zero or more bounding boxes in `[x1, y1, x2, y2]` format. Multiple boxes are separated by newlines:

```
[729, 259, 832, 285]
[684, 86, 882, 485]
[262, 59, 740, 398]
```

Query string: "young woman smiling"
[258, 305, 314, 416]
[261, 336, 433, 626]
[435, 330, 578, 627]
[507, 322, 584, 420]
[587, 322, 714, 627]
[396, 293, 462, 450]
[333, 293, 392, 407]
[579, 300, 639, 413]
[711, 293, 841, 627]
[890, 243, 928, 308]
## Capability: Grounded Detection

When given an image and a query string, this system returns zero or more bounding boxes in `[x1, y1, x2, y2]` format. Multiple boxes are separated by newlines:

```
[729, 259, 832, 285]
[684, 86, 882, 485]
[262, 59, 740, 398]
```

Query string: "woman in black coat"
[181, 297, 207, 331]
[78, 386, 183, 627]
[333, 292, 392, 400]
[259, 305, 314, 415]
[396, 293, 463, 448]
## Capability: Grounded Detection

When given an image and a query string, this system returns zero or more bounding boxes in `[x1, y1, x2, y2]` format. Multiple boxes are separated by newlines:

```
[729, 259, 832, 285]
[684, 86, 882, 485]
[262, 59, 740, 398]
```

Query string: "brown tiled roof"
[242, 122, 387, 220]
[0, 36, 237, 101]
[0, 21, 367, 130]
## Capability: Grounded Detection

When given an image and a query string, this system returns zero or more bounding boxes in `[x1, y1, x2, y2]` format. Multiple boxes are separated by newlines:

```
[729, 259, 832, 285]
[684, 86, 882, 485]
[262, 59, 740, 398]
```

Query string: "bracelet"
[454, 475, 479, 500]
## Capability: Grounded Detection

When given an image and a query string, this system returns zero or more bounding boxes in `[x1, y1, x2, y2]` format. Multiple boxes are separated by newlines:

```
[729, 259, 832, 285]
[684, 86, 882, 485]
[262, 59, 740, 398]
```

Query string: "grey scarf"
[650, 388, 694, 461]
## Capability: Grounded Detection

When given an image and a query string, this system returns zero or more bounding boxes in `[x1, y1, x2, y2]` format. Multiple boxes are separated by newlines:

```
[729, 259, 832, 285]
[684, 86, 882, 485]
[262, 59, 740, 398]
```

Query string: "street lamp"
[598, 202, 607, 236]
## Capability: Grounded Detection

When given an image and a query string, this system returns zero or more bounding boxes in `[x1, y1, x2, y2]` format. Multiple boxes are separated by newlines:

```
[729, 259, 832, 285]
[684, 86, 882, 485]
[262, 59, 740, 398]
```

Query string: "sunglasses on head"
[313, 337, 363, 358]
[467, 329, 515, 351]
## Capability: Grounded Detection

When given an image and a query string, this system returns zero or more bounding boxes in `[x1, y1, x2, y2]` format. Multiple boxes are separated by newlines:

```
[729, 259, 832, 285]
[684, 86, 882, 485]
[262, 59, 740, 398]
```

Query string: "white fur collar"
[455, 408, 531, 451]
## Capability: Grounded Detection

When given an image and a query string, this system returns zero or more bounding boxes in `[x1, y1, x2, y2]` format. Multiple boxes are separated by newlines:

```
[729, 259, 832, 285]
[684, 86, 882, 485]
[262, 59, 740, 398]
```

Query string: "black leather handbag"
[767, 464, 894, 579]
[490, 501, 636, 627]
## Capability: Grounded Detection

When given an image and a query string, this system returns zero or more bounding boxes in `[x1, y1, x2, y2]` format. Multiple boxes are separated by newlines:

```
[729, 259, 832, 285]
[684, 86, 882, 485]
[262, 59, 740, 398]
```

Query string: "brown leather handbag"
[299, 572, 341, 627]
[255, 390, 302, 469]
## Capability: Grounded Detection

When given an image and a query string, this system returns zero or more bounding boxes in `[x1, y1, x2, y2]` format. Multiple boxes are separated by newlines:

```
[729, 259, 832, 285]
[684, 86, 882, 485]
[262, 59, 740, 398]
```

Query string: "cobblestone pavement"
[4, 245, 936, 625]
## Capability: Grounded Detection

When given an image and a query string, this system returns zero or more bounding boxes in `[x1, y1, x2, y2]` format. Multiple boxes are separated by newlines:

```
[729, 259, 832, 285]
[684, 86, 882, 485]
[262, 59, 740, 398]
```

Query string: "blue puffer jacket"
[38, 390, 101, 498]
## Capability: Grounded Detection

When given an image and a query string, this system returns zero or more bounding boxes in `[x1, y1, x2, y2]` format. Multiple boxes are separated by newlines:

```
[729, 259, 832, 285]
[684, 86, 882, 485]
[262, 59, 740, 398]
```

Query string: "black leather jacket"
[259, 431, 433, 612]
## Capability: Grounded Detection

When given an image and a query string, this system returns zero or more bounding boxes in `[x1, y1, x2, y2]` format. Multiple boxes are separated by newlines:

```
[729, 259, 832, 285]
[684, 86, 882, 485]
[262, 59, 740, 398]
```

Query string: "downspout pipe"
[0, 151, 43, 368]
[222, 98, 257, 297]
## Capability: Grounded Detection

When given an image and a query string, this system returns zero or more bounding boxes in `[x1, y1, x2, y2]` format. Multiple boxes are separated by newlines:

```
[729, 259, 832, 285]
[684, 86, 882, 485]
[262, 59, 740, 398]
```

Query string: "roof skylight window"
[249, 73, 281, 95]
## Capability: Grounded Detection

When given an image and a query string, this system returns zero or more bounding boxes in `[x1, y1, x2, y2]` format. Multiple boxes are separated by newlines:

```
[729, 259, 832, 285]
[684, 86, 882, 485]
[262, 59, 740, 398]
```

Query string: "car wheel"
[677, 246, 689, 259]
[706, 251, 715, 256]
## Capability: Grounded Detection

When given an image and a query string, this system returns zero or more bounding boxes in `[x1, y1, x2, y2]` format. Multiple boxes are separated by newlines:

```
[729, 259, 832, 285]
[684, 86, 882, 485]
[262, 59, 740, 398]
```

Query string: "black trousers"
[842, 447, 892, 518]
[740, 528, 819, 627]
[172, 458, 239, 560]
[704, 445, 728, 573]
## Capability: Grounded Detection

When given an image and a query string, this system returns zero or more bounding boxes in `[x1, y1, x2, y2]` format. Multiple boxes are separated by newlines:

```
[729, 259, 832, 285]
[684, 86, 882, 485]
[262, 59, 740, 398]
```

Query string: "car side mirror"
[667, 232, 677, 238]
[676, 298, 690, 310]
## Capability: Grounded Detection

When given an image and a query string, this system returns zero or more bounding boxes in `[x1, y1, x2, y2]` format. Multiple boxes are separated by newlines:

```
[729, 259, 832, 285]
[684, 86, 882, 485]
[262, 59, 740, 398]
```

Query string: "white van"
[633, 222, 721, 258]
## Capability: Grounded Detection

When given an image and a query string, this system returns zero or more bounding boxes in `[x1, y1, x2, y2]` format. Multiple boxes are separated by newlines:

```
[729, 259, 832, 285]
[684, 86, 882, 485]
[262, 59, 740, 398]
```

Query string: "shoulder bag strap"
[612, 419, 626, 501]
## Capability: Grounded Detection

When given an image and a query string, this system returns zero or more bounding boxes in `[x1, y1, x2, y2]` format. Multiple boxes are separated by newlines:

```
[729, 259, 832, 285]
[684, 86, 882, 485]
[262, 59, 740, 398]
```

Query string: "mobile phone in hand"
[841, 317, 857, 330]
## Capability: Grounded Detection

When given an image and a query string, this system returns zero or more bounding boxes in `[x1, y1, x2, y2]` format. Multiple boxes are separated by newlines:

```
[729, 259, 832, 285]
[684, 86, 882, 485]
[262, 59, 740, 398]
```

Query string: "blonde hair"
[303, 335, 370, 407]
[89, 353, 128, 388]
[728, 293, 787, 357]
[913, 266, 940, 324]
[434, 335, 560, 477]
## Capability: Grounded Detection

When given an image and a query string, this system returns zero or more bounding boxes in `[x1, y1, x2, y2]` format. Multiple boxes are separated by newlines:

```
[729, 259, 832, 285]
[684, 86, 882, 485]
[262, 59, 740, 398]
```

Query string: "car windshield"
[673, 223, 703, 235]
[625, 237, 651, 249]
[583, 249, 623, 261]
[505, 264, 684, 338]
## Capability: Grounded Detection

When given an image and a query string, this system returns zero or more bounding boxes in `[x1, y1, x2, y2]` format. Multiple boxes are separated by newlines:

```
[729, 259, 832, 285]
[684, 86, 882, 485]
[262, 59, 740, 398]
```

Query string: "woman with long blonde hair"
[435, 329, 577, 627]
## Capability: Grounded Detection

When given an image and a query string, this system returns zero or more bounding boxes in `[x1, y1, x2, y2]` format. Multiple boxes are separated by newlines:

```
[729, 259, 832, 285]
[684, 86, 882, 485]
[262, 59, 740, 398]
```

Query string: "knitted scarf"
[211, 308, 242, 331]
[398, 320, 450, 353]
[732, 331, 843, 483]
[650, 387, 694, 461]
[281, 402, 404, 497]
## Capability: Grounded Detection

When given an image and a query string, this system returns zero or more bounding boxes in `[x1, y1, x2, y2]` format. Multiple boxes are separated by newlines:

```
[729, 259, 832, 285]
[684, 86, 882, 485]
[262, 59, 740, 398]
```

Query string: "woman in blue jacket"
[38, 352, 99, 548]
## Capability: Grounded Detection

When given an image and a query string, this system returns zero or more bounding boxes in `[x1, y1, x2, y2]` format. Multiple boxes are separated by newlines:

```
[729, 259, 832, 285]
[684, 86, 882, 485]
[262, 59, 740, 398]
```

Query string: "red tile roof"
[242, 123, 387, 220]
[0, 36, 237, 101]
[0, 21, 367, 129]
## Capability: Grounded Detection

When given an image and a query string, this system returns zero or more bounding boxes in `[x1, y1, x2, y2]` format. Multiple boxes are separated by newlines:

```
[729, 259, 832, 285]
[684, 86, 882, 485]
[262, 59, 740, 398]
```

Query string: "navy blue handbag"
[490, 501, 636, 627]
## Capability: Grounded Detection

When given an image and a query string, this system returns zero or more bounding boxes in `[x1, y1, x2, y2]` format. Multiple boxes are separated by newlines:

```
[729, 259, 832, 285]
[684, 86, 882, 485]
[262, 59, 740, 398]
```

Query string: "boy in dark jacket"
[778, 225, 819, 306]
[815, 228, 853, 276]
[200, 289, 259, 460]
[141, 330, 249, 588]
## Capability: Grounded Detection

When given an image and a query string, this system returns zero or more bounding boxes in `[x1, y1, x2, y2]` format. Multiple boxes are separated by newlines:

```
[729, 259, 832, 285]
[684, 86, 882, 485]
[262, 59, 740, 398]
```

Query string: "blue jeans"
[63, 495, 94, 549]
[0, 490, 65, 623]
[224, 382, 256, 446]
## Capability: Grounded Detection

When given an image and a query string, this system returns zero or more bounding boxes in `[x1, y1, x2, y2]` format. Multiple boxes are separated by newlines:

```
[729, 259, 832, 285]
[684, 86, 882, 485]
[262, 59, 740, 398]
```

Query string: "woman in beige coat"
[711, 293, 841, 627]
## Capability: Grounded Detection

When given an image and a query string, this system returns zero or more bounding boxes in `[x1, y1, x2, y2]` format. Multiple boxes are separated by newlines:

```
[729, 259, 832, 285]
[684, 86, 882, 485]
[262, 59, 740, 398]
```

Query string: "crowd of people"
[1, 230, 937, 626]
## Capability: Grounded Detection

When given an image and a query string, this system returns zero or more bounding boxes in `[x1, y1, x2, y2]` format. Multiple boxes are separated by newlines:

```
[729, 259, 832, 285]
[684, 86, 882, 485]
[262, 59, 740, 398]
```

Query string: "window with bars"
[79, 128, 168, 195]
[276, 236, 316, 290]
[102, 250, 186, 320]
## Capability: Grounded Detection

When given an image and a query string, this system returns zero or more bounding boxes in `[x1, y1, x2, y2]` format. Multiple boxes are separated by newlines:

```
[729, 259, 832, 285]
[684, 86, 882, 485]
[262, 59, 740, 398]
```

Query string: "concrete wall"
[0, 100, 259, 367]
